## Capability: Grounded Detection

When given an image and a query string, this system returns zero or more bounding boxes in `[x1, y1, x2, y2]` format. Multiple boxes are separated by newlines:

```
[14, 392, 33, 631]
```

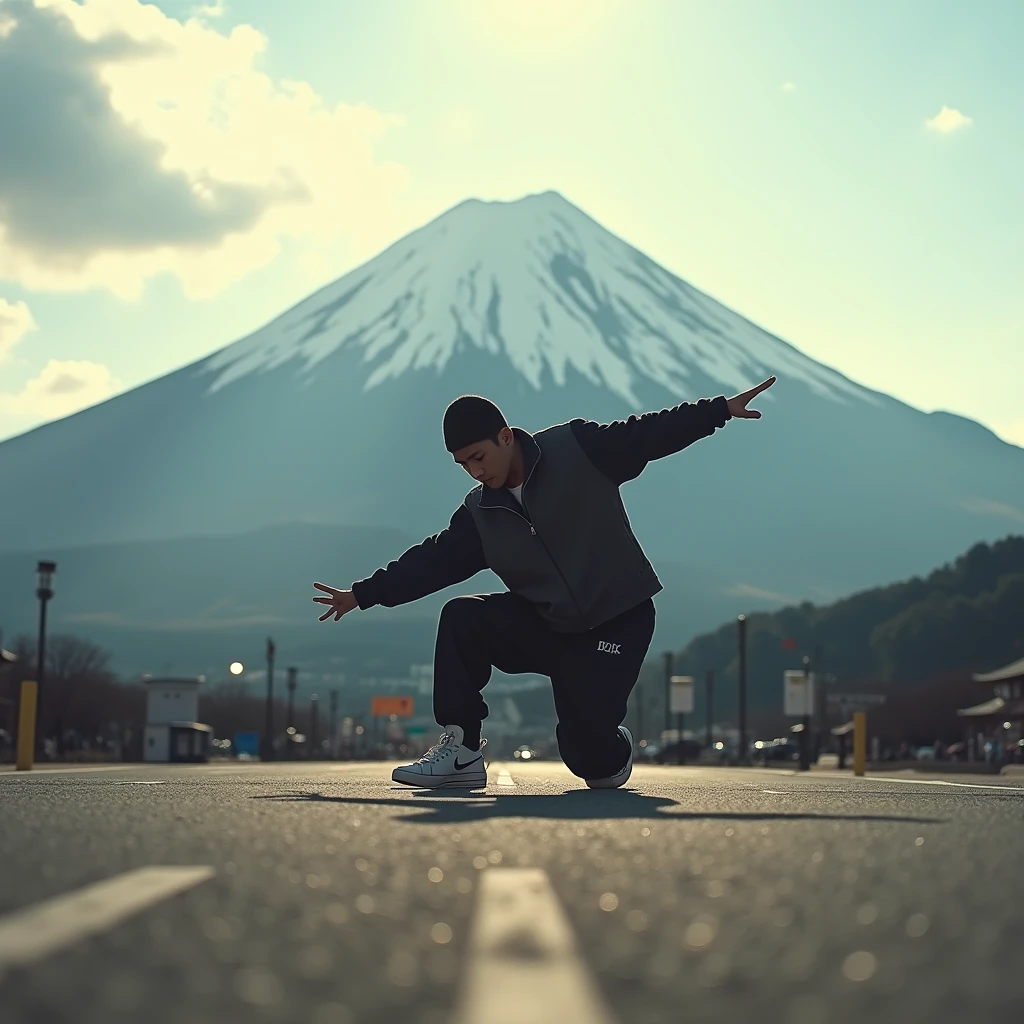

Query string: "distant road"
[2, 761, 1023, 1023]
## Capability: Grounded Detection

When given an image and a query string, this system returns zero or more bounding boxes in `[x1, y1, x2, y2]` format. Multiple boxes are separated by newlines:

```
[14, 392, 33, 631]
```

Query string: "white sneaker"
[392, 725, 487, 789]
[585, 726, 634, 789]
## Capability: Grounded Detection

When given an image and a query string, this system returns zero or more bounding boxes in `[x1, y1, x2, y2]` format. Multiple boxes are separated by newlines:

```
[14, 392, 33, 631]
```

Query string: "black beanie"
[442, 395, 508, 453]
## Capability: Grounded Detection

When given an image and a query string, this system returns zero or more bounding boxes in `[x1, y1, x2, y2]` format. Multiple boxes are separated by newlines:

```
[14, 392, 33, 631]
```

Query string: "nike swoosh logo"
[454, 755, 483, 771]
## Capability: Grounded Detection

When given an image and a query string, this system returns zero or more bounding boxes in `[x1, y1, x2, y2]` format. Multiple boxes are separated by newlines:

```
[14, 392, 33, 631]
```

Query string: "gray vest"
[465, 423, 663, 632]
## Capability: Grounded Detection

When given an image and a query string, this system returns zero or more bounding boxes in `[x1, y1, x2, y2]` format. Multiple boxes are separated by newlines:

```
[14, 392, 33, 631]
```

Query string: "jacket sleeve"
[569, 396, 731, 485]
[350, 503, 488, 610]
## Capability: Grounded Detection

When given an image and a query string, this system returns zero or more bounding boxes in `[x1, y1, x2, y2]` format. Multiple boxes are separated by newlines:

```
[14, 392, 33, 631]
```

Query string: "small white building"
[142, 676, 212, 763]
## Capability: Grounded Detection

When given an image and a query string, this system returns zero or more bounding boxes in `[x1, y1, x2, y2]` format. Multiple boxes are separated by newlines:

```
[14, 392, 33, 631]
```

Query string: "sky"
[0, 0, 1021, 445]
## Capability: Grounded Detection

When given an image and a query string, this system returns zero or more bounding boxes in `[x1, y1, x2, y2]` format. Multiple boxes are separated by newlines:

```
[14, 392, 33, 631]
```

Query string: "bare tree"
[41, 635, 119, 754]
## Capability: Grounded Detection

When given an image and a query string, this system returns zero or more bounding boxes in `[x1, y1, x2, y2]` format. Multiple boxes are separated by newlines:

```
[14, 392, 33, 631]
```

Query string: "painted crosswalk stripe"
[496, 770, 515, 787]
[0, 866, 215, 971]
[457, 868, 616, 1024]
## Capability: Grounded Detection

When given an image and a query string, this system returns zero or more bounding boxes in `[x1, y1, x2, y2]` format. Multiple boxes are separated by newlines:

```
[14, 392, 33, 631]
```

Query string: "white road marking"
[112, 781, 167, 785]
[0, 765, 161, 778]
[864, 776, 1024, 793]
[0, 867, 215, 972]
[496, 770, 515, 788]
[457, 868, 616, 1024]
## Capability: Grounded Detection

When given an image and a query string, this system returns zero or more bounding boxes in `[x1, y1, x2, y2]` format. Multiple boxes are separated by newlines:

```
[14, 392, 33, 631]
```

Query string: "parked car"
[653, 739, 703, 764]
[753, 738, 800, 764]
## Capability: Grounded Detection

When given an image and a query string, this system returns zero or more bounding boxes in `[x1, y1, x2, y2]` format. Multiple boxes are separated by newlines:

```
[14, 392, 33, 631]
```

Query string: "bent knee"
[438, 595, 486, 629]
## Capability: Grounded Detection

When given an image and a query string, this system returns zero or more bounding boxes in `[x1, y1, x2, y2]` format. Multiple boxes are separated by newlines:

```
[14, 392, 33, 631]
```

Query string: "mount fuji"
[1, 191, 1021, 675]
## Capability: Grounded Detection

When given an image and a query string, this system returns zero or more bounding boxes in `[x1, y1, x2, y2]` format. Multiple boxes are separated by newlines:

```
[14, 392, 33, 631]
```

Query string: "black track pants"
[432, 592, 656, 780]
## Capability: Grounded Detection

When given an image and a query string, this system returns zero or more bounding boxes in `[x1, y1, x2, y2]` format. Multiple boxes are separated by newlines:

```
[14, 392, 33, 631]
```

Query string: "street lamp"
[35, 560, 56, 754]
[229, 662, 244, 676]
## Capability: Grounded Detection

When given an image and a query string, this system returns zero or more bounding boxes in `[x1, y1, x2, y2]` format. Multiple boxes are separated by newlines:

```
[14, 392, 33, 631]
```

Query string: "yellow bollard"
[852, 711, 866, 777]
[16, 680, 38, 771]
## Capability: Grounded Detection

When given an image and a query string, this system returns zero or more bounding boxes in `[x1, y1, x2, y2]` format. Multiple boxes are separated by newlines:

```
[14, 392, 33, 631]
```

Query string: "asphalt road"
[1, 760, 1023, 1024]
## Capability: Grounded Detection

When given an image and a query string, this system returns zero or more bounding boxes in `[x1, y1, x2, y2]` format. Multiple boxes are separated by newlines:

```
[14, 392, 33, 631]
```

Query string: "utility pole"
[663, 651, 673, 748]
[813, 643, 824, 758]
[310, 694, 320, 760]
[264, 636, 275, 762]
[737, 614, 748, 764]
[329, 690, 339, 760]
[286, 667, 297, 761]
[705, 668, 714, 749]
[799, 655, 812, 771]
[636, 683, 645, 750]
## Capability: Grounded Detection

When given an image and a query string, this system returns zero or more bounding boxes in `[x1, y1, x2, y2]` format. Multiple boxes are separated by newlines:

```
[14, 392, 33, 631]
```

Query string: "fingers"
[318, 607, 334, 621]
[313, 581, 340, 595]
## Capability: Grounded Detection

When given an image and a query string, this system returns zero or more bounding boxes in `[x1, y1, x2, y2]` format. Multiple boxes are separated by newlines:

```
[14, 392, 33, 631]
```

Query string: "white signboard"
[784, 670, 815, 716]
[670, 676, 695, 715]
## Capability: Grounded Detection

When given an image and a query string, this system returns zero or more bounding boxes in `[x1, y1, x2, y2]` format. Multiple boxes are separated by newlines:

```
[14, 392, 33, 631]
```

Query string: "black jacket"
[351, 396, 731, 631]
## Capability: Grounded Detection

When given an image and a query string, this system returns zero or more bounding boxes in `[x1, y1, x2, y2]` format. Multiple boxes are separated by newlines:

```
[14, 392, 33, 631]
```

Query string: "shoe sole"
[392, 770, 488, 789]
[586, 725, 634, 789]
[585, 767, 632, 789]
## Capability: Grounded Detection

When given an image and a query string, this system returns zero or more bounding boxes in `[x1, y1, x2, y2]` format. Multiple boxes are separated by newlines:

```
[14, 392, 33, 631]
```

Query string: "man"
[313, 376, 775, 790]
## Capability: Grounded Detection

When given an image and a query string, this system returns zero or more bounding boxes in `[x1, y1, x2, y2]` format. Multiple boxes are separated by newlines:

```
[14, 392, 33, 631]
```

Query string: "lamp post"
[286, 667, 297, 760]
[737, 614, 748, 764]
[35, 561, 56, 755]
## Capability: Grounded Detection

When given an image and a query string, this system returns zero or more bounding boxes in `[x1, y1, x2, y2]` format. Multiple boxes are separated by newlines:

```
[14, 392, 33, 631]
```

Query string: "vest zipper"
[482, 445, 589, 627]
[488, 505, 587, 626]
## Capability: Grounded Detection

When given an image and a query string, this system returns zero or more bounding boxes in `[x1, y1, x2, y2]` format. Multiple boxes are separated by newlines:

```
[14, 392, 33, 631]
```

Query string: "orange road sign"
[371, 696, 415, 718]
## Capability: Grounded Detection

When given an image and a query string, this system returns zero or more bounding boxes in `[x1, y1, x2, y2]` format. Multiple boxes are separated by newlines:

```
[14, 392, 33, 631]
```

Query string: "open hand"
[727, 376, 776, 419]
[312, 582, 359, 622]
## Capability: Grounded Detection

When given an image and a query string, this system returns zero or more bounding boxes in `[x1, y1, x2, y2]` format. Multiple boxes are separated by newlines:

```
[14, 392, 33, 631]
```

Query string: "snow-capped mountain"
[203, 191, 870, 409]
[1, 190, 1022, 638]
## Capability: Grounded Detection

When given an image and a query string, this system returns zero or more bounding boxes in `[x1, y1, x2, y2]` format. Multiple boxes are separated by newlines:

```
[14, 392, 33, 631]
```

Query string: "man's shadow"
[252, 789, 944, 826]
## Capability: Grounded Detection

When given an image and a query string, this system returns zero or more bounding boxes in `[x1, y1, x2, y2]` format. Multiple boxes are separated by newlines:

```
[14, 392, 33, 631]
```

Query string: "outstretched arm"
[312, 504, 487, 622]
[570, 377, 775, 485]
[349, 504, 487, 610]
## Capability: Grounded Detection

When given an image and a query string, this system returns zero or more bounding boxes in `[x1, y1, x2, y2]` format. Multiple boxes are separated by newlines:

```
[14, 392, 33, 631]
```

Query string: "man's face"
[452, 428, 514, 487]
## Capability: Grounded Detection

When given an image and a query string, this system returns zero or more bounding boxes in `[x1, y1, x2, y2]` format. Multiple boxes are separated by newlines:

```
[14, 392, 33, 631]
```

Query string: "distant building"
[142, 677, 212, 763]
[957, 657, 1024, 761]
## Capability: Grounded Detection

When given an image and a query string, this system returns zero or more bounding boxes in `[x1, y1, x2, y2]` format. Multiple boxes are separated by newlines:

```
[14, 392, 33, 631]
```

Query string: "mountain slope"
[0, 190, 1021, 633]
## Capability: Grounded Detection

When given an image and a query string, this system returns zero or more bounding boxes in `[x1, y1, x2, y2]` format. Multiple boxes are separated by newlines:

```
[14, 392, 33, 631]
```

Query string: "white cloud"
[781, 82, 797, 93]
[0, 0, 410, 300]
[0, 358, 122, 418]
[0, 298, 37, 364]
[960, 497, 1024, 523]
[191, 1, 226, 17]
[925, 105, 973, 134]
[723, 582, 794, 604]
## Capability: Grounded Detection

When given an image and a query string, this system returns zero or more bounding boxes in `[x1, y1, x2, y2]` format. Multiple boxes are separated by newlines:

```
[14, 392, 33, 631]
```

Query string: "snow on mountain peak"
[202, 191, 876, 407]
